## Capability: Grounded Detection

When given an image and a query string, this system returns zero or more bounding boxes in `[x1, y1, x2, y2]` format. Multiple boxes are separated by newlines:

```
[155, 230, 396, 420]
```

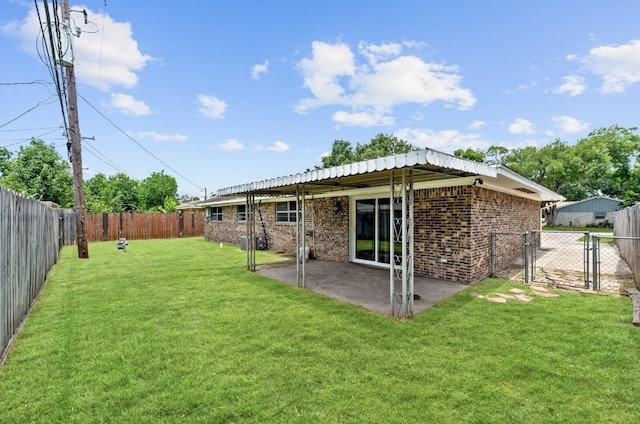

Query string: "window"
[208, 207, 222, 221]
[594, 211, 606, 219]
[237, 205, 246, 222]
[276, 200, 297, 223]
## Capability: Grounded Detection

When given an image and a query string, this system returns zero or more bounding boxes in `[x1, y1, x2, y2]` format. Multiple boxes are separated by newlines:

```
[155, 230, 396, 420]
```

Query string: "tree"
[0, 138, 73, 207]
[454, 147, 485, 162]
[321, 139, 355, 168]
[0, 147, 11, 177]
[320, 134, 416, 168]
[353, 133, 416, 161]
[105, 173, 140, 212]
[503, 140, 582, 196]
[139, 171, 178, 212]
[84, 173, 111, 212]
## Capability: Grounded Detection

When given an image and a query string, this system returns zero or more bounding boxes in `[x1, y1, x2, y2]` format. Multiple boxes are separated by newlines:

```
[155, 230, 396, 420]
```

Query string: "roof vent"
[515, 187, 536, 194]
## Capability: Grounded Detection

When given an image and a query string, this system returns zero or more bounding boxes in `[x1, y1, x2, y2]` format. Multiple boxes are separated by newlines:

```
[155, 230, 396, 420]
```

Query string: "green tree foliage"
[453, 147, 485, 162]
[84, 172, 140, 212]
[139, 171, 179, 212]
[321, 139, 355, 167]
[0, 138, 73, 207]
[320, 133, 416, 168]
[0, 147, 11, 177]
[453, 126, 640, 205]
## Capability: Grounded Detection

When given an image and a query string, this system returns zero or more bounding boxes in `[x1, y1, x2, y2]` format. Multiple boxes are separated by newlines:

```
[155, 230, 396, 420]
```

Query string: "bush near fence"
[613, 204, 640, 289]
[1, 187, 60, 364]
[61, 212, 205, 244]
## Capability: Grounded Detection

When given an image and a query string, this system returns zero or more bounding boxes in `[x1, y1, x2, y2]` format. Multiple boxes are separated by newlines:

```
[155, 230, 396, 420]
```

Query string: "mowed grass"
[1, 238, 639, 423]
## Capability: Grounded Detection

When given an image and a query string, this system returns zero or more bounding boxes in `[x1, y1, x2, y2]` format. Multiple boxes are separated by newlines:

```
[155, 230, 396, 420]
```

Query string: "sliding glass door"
[355, 198, 397, 265]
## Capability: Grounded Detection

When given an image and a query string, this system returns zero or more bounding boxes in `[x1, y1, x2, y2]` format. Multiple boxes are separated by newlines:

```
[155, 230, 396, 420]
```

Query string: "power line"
[83, 139, 131, 175]
[78, 93, 204, 191]
[0, 95, 57, 129]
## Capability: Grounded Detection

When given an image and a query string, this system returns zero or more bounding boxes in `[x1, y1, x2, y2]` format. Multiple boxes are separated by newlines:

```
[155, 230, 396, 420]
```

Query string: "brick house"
[200, 150, 561, 316]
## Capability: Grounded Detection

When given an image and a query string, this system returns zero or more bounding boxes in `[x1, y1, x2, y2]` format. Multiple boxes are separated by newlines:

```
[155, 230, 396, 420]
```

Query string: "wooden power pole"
[61, 0, 89, 258]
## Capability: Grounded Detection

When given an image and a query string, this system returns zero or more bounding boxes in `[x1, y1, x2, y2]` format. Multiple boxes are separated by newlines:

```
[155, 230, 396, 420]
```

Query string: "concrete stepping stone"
[532, 291, 559, 298]
[531, 285, 549, 292]
[514, 294, 533, 302]
[487, 296, 507, 303]
[497, 293, 516, 300]
[469, 292, 485, 298]
[509, 288, 525, 294]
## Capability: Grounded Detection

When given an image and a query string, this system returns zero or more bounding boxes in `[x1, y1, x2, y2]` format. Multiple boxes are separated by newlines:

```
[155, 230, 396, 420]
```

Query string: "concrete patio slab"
[256, 260, 470, 316]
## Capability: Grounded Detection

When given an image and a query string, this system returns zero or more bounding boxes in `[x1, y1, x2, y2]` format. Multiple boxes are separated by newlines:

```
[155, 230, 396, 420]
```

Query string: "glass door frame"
[350, 193, 394, 268]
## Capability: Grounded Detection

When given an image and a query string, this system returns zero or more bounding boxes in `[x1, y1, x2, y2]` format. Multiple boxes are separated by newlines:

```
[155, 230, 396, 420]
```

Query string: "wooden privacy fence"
[1, 187, 60, 365]
[61, 212, 205, 244]
[613, 204, 640, 289]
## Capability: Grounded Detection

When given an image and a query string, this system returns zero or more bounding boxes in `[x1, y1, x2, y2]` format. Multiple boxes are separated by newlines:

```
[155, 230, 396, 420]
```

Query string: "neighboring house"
[549, 196, 622, 227]
[176, 198, 210, 212]
[202, 149, 563, 292]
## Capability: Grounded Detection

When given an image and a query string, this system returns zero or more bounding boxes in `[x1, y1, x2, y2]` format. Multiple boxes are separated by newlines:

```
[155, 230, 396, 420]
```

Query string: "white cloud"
[552, 116, 589, 133]
[109, 93, 151, 116]
[294, 40, 476, 124]
[469, 120, 486, 129]
[332, 110, 394, 127]
[3, 6, 153, 91]
[554, 75, 586, 96]
[358, 41, 403, 65]
[582, 39, 640, 93]
[251, 59, 269, 80]
[508, 118, 535, 134]
[217, 139, 243, 151]
[268, 141, 289, 152]
[396, 127, 487, 152]
[255, 140, 290, 153]
[295, 41, 356, 111]
[198, 94, 228, 119]
[130, 131, 187, 142]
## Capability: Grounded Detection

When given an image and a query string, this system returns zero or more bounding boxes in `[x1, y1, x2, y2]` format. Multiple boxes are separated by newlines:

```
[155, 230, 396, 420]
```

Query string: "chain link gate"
[591, 235, 637, 292]
[491, 231, 636, 293]
[529, 231, 591, 289]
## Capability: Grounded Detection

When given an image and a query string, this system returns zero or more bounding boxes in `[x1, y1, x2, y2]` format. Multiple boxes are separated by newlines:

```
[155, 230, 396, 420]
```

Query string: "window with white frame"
[208, 206, 222, 221]
[237, 205, 247, 222]
[276, 200, 297, 223]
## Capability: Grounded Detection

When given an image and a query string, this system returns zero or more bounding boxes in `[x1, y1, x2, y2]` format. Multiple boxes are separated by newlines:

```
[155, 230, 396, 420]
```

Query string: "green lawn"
[1, 238, 639, 423]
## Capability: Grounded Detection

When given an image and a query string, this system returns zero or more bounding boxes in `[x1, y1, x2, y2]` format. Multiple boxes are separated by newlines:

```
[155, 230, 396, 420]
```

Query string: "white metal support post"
[390, 170, 414, 318]
[296, 185, 306, 288]
[246, 192, 256, 271]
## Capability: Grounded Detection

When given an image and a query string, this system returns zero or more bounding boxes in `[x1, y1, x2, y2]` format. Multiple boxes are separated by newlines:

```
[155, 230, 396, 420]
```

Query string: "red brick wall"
[204, 188, 539, 284]
[204, 196, 349, 261]
[414, 186, 539, 283]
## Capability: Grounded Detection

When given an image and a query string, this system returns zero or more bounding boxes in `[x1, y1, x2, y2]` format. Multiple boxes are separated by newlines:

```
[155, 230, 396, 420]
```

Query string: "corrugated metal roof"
[217, 149, 497, 196]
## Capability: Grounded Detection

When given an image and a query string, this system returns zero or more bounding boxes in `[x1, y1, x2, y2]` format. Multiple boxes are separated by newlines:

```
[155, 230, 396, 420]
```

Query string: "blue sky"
[1, 1, 639, 198]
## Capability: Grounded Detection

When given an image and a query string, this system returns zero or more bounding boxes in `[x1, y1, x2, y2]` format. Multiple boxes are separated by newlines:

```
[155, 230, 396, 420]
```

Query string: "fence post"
[102, 213, 109, 241]
[583, 232, 590, 289]
[592, 234, 599, 291]
[490, 232, 496, 277]
[524, 232, 530, 284]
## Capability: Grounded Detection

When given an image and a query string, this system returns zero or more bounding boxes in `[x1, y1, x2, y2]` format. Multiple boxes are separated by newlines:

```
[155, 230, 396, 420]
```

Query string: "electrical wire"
[0, 95, 57, 129]
[35, 0, 70, 148]
[78, 93, 204, 191]
[83, 139, 131, 175]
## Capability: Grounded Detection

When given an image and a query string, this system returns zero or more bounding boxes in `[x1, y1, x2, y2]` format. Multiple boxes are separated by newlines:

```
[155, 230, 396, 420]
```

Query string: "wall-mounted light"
[333, 199, 342, 213]
[473, 178, 484, 186]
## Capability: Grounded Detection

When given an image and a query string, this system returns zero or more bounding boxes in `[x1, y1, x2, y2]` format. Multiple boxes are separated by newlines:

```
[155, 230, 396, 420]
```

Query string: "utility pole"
[61, 0, 89, 258]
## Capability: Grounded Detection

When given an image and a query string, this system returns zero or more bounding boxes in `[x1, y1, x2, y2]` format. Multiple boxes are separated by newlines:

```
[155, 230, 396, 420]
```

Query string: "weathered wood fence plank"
[1, 187, 60, 365]
[60, 212, 205, 244]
